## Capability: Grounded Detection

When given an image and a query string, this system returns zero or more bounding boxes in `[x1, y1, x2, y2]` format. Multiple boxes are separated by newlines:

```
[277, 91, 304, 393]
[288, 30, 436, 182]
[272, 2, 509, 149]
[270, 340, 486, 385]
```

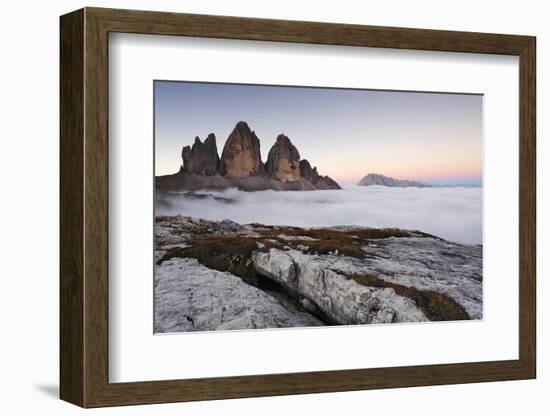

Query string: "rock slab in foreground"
[154, 216, 482, 332]
[155, 257, 323, 332]
[252, 249, 429, 325]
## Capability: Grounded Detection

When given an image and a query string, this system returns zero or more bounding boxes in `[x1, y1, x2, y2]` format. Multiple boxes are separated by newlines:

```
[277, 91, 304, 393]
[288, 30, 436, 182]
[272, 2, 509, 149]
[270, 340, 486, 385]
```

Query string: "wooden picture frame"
[60, 7, 536, 408]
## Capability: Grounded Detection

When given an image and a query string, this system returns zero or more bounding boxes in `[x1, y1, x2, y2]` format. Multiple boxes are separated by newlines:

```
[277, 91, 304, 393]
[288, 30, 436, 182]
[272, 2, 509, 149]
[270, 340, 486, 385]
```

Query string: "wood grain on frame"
[60, 7, 536, 408]
[60, 8, 84, 406]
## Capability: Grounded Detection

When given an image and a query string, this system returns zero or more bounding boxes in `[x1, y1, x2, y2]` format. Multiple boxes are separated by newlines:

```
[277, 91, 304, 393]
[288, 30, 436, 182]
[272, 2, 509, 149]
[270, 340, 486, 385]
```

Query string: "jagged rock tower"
[265, 134, 302, 183]
[181, 133, 220, 175]
[220, 121, 264, 177]
[159, 120, 341, 191]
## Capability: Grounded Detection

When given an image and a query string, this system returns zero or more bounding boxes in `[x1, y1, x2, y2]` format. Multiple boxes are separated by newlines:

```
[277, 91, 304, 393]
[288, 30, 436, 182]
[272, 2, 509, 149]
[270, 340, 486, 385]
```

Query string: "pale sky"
[154, 81, 482, 186]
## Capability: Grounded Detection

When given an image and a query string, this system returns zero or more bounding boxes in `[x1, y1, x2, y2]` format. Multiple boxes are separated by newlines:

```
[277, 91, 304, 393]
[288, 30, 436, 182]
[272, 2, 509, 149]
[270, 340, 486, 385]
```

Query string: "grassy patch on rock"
[252, 226, 417, 259]
[345, 272, 470, 322]
[257, 226, 412, 242]
[348, 228, 411, 240]
[291, 238, 367, 258]
[157, 236, 261, 285]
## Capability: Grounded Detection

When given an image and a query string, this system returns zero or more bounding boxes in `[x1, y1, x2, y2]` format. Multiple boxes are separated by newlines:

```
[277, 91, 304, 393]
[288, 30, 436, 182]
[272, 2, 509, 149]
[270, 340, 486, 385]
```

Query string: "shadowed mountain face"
[181, 133, 220, 176]
[299, 159, 342, 190]
[157, 121, 341, 192]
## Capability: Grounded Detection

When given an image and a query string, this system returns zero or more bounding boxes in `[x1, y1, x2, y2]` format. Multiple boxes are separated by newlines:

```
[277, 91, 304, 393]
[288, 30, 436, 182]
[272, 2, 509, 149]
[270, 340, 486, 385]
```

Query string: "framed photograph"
[60, 7, 536, 408]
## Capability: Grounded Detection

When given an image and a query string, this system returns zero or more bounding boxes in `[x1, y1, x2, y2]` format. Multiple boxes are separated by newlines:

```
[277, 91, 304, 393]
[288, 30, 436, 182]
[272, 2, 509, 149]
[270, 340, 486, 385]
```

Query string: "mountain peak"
[162, 121, 341, 191]
[234, 121, 252, 133]
[266, 134, 301, 182]
[181, 133, 220, 176]
[358, 173, 430, 188]
[220, 122, 263, 177]
[204, 133, 216, 146]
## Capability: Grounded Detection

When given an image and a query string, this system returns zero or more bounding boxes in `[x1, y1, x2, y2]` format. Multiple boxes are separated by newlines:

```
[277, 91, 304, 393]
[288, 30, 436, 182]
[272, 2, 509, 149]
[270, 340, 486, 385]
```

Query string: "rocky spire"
[220, 121, 264, 177]
[165, 121, 341, 191]
[299, 159, 317, 182]
[266, 134, 302, 182]
[181, 133, 220, 175]
[300, 159, 341, 190]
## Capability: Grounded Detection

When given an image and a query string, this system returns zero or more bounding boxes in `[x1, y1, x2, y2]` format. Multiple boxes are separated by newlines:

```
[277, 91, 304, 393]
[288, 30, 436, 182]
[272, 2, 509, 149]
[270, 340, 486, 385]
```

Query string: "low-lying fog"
[156, 185, 482, 244]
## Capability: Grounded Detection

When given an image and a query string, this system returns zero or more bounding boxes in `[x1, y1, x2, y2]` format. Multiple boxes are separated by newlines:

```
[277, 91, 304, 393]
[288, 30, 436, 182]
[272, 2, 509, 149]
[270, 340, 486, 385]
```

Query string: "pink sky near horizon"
[155, 81, 483, 185]
[326, 151, 482, 184]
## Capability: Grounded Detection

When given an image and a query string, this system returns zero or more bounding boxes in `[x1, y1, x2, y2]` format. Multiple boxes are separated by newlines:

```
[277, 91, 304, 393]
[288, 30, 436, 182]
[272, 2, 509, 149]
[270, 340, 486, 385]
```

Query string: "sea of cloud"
[156, 185, 482, 244]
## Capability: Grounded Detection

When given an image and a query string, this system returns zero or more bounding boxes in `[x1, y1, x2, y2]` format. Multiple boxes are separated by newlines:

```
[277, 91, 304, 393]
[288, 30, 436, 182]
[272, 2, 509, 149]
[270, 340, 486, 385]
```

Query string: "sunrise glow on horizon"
[154, 81, 482, 186]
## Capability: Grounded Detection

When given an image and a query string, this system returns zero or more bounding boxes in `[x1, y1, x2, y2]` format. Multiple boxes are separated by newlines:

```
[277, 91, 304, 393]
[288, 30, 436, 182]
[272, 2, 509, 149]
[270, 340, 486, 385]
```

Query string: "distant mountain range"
[358, 173, 431, 188]
[357, 173, 481, 188]
[156, 121, 341, 192]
